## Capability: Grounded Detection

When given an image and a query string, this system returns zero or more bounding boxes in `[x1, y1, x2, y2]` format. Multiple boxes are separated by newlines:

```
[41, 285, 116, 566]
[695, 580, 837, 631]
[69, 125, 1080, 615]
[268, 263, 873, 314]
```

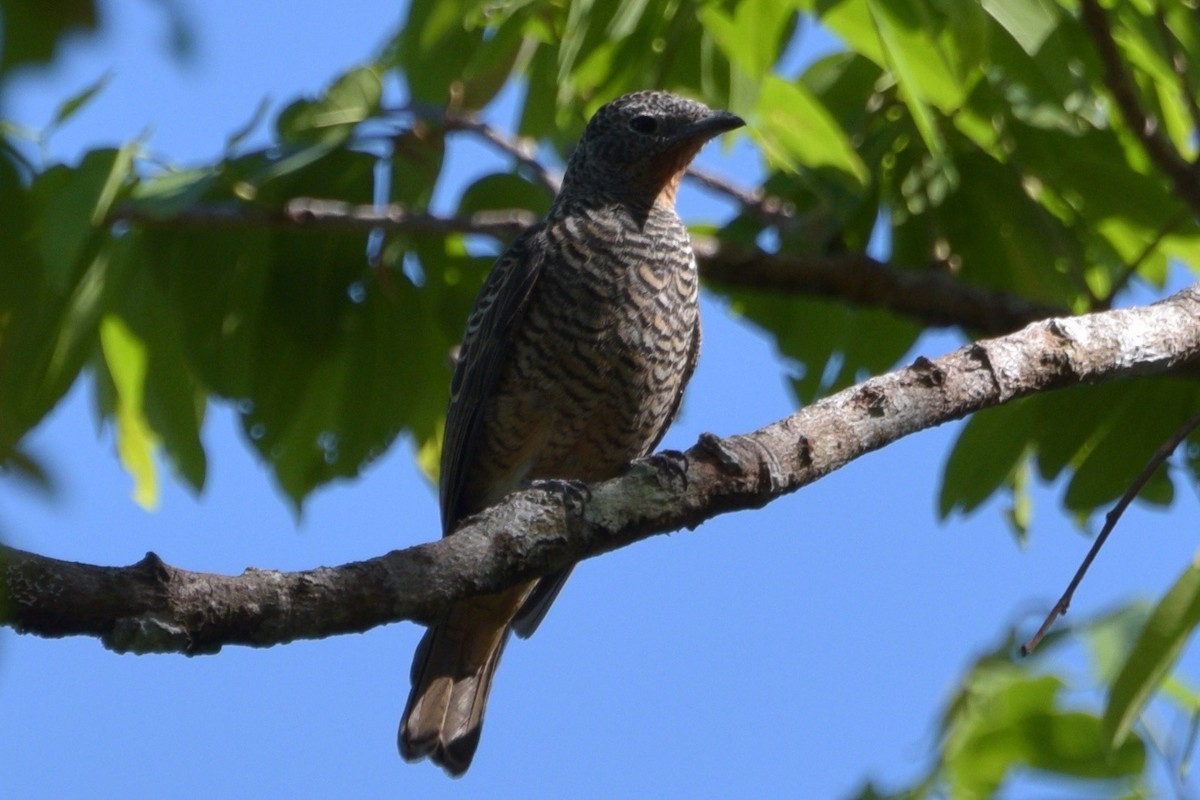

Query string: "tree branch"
[113, 200, 1065, 335]
[1153, 7, 1200, 143]
[1080, 0, 1200, 220]
[1021, 407, 1200, 655]
[6, 284, 1200, 653]
[684, 165, 796, 229]
[438, 112, 562, 196]
[693, 240, 1063, 334]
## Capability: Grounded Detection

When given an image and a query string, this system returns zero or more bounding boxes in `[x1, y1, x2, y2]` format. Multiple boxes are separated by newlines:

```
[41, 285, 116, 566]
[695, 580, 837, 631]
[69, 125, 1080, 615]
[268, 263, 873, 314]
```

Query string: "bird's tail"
[398, 589, 525, 776]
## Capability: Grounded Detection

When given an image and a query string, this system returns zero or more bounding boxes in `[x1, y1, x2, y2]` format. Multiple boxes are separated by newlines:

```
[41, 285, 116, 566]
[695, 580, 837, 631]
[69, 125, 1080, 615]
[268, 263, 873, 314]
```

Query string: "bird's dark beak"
[672, 110, 745, 143]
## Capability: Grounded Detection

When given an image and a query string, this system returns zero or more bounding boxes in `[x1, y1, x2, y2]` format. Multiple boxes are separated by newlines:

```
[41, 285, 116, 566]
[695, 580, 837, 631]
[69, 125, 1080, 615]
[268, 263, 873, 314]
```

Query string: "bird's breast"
[471, 209, 699, 505]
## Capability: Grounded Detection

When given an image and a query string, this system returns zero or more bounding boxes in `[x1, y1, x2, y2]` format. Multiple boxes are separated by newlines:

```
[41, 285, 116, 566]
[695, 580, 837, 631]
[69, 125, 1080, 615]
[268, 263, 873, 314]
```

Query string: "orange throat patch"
[653, 141, 704, 210]
[655, 169, 684, 209]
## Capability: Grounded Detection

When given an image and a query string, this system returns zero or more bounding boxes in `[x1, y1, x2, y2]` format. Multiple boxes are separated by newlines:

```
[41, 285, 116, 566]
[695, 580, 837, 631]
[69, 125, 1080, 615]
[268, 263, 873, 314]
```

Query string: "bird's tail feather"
[511, 567, 575, 639]
[398, 589, 525, 776]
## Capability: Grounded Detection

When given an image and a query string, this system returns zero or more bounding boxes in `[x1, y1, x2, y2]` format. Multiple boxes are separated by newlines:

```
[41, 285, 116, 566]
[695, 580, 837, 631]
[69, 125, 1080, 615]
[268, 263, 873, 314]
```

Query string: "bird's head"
[559, 91, 744, 212]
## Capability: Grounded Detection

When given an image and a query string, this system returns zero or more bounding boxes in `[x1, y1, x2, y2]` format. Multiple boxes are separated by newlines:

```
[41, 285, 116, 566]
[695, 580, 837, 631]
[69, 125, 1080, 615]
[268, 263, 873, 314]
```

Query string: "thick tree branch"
[115, 199, 540, 240]
[692, 240, 1063, 334]
[113, 200, 1065, 334]
[1080, 0, 1200, 220]
[6, 285, 1200, 653]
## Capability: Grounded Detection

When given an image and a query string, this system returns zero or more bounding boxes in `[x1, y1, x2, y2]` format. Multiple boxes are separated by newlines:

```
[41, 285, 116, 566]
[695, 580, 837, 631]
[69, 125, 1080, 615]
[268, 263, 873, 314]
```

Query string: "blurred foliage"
[851, 608, 1156, 799]
[3, 0, 1197, 516]
[4, 0, 1200, 792]
[0, 0, 99, 76]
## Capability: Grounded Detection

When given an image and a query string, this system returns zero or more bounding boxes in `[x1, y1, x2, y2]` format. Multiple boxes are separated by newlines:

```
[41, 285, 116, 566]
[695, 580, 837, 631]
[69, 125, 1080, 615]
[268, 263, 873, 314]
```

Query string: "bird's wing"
[439, 223, 548, 535]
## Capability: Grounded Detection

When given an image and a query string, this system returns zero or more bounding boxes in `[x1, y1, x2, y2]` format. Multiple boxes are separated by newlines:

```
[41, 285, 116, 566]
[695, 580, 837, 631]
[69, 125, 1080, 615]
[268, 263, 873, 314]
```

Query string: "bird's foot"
[637, 449, 689, 491]
[530, 478, 592, 512]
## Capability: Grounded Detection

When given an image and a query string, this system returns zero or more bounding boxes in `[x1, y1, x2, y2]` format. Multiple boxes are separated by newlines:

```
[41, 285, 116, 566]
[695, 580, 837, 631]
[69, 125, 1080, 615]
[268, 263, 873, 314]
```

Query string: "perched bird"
[398, 90, 744, 776]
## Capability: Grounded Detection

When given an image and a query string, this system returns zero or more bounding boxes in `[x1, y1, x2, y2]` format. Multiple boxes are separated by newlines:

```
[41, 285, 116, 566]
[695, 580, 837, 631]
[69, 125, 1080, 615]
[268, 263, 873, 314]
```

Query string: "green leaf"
[390, 0, 527, 109]
[131, 142, 468, 509]
[100, 234, 208, 492]
[825, 0, 946, 155]
[943, 671, 1060, 796]
[253, 147, 379, 207]
[33, 145, 135, 287]
[99, 314, 160, 509]
[941, 663, 1145, 796]
[457, 172, 551, 217]
[893, 146, 1076, 305]
[390, 129, 445, 208]
[1084, 602, 1154, 686]
[753, 75, 869, 187]
[129, 166, 222, 218]
[699, 0, 795, 82]
[724, 288, 920, 405]
[1104, 562, 1200, 748]
[1161, 676, 1200, 715]
[939, 402, 1033, 519]
[1003, 459, 1032, 542]
[275, 66, 382, 147]
[1, 446, 58, 498]
[224, 97, 272, 153]
[1061, 380, 1200, 512]
[982, 0, 1061, 56]
[46, 71, 112, 132]
[0, 0, 99, 73]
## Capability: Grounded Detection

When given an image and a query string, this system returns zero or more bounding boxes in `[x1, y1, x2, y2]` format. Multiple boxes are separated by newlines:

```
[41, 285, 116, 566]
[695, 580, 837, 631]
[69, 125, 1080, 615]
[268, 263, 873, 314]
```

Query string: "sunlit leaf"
[982, 0, 1060, 56]
[753, 75, 868, 187]
[99, 314, 160, 509]
[699, 0, 795, 82]
[275, 66, 382, 147]
[1105, 562, 1200, 748]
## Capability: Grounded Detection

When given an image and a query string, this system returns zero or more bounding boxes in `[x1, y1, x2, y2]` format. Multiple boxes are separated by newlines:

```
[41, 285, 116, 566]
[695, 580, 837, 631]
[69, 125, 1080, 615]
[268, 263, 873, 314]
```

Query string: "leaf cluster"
[5, 1, 1200, 793]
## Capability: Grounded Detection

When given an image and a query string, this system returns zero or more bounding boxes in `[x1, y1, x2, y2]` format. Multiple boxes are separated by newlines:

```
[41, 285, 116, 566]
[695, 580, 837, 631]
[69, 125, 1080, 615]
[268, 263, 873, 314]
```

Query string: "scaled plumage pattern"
[399, 91, 744, 776]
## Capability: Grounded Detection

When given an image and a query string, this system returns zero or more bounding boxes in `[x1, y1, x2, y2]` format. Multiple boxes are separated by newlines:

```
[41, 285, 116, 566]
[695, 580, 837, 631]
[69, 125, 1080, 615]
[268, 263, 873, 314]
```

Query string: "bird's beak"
[672, 110, 746, 143]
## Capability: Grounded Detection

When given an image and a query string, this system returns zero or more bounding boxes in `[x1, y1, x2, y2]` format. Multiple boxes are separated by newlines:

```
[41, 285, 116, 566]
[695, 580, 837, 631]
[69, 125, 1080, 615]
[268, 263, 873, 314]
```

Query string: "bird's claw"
[639, 449, 689, 491]
[530, 478, 592, 511]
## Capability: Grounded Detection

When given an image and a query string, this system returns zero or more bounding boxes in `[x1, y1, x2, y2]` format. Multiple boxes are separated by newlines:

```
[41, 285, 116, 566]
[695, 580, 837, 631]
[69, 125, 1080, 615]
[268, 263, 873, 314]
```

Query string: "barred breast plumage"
[399, 90, 744, 777]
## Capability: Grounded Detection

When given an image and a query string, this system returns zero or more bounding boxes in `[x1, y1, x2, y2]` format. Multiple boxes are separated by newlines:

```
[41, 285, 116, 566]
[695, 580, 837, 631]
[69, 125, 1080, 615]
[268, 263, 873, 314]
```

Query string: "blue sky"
[3, 2, 1200, 797]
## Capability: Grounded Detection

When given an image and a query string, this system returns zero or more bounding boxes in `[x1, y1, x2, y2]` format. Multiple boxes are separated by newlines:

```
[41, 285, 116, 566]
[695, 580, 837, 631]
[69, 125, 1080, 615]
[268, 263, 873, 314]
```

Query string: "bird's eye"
[628, 115, 658, 134]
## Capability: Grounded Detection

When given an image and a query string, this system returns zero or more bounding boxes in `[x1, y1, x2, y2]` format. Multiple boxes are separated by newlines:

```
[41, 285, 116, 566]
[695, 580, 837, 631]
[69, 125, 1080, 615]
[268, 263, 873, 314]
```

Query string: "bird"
[398, 90, 744, 776]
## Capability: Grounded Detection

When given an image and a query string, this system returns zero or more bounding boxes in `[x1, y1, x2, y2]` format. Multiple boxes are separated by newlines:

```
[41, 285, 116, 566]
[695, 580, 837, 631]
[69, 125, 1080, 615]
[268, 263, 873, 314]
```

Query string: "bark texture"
[4, 285, 1200, 654]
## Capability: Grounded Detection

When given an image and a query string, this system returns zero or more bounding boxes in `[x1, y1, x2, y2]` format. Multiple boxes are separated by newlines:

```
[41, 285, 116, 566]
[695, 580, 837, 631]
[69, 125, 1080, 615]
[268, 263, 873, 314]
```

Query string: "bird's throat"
[652, 140, 704, 211]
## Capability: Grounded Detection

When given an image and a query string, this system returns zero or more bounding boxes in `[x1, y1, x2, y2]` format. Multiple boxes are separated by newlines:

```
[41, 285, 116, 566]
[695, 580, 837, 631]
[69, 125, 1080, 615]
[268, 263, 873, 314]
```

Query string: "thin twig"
[684, 166, 795, 228]
[1021, 408, 1200, 655]
[440, 113, 561, 195]
[1100, 209, 1189, 309]
[1154, 7, 1200, 147]
[1079, 0, 1200, 221]
[408, 104, 800, 235]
